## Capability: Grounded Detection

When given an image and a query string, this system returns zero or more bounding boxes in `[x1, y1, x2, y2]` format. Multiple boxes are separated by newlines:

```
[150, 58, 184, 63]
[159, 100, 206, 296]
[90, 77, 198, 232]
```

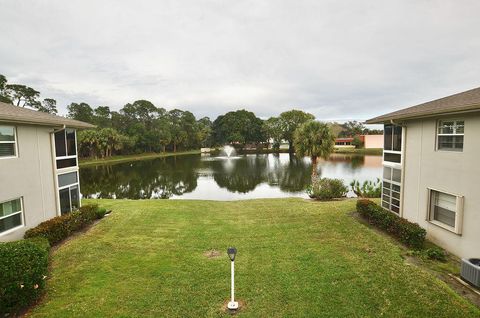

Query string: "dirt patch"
[221, 299, 246, 315]
[204, 249, 222, 259]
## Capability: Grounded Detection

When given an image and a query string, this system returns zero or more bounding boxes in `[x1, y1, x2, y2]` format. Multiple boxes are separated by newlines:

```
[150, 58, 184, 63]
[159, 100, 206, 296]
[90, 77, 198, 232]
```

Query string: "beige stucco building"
[0, 102, 93, 241]
[367, 87, 480, 258]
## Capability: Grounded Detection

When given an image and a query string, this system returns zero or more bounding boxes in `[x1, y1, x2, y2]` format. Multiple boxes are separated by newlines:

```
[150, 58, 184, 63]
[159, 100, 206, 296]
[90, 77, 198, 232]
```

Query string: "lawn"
[27, 199, 479, 317]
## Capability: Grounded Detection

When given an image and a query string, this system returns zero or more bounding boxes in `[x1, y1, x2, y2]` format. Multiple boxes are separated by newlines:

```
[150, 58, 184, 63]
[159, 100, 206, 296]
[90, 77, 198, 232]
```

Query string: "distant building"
[0, 102, 94, 241]
[367, 87, 480, 258]
[334, 135, 383, 149]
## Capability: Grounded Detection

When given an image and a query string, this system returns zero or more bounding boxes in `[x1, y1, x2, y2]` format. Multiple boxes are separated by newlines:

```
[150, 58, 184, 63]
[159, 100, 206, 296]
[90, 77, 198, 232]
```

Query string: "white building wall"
[402, 113, 480, 258]
[364, 135, 384, 149]
[0, 125, 58, 241]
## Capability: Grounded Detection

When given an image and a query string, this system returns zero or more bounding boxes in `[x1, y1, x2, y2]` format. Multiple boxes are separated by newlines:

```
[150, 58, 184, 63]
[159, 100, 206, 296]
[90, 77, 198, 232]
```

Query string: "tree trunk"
[162, 145, 166, 153]
[289, 141, 294, 153]
[173, 142, 177, 153]
[311, 156, 318, 178]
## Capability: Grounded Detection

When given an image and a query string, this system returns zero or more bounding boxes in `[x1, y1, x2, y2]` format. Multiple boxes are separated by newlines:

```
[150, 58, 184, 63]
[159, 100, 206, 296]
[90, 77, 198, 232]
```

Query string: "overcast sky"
[1, 0, 479, 122]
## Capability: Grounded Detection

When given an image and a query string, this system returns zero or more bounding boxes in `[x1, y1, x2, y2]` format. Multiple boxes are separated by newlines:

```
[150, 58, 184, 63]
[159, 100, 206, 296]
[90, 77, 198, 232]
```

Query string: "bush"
[351, 136, 364, 148]
[0, 238, 50, 315]
[95, 207, 108, 219]
[307, 177, 348, 200]
[356, 199, 426, 249]
[24, 204, 106, 245]
[424, 247, 447, 262]
[350, 178, 381, 198]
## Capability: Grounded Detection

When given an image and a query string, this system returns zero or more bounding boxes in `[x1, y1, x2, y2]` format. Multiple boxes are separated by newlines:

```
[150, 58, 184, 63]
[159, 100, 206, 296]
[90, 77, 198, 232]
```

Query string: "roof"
[0, 101, 95, 129]
[366, 86, 480, 124]
[335, 137, 354, 142]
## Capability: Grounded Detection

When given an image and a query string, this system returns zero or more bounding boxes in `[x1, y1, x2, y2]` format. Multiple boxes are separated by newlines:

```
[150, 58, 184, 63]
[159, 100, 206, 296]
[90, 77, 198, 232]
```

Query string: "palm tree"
[293, 121, 336, 177]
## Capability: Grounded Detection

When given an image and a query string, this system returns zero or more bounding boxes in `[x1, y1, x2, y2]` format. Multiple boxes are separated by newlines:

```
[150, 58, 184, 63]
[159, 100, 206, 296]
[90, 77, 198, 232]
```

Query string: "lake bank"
[79, 150, 201, 167]
[79, 148, 382, 167]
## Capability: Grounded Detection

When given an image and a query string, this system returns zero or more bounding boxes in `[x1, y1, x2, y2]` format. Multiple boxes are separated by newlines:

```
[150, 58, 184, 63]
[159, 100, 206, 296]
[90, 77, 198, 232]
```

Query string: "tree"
[36, 98, 58, 114]
[0, 74, 11, 103]
[329, 122, 344, 137]
[94, 106, 112, 127]
[339, 120, 365, 137]
[196, 117, 213, 147]
[293, 121, 335, 177]
[279, 110, 315, 153]
[263, 117, 283, 150]
[5, 84, 40, 107]
[67, 102, 94, 123]
[212, 109, 264, 146]
[168, 109, 193, 152]
[351, 136, 364, 148]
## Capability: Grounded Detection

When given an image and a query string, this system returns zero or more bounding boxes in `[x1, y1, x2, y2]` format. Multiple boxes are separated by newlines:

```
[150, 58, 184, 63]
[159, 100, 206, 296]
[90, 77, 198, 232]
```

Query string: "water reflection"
[80, 153, 382, 200]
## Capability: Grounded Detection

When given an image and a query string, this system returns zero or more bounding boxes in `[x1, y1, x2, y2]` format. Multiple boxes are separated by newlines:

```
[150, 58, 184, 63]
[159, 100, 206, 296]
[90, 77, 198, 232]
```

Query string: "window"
[382, 167, 402, 214]
[383, 124, 402, 163]
[437, 120, 464, 151]
[428, 189, 463, 233]
[382, 123, 403, 214]
[58, 172, 80, 214]
[0, 198, 23, 234]
[55, 129, 77, 169]
[0, 126, 17, 158]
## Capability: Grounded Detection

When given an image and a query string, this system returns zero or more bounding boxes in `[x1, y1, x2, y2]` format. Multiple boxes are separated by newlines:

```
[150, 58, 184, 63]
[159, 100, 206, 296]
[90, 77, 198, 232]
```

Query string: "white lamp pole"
[227, 247, 239, 310]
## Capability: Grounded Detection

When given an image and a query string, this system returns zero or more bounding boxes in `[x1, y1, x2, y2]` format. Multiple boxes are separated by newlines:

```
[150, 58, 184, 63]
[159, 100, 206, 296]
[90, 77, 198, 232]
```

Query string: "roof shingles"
[0, 101, 94, 129]
[366, 86, 480, 124]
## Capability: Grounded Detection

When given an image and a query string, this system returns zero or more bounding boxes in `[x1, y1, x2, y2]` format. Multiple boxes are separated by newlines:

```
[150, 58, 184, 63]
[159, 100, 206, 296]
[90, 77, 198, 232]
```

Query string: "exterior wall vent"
[460, 258, 480, 288]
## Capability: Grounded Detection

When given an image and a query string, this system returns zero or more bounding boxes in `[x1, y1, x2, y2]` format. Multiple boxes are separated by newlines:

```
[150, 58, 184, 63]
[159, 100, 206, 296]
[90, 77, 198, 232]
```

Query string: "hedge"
[0, 238, 50, 315]
[356, 199, 426, 249]
[24, 204, 107, 245]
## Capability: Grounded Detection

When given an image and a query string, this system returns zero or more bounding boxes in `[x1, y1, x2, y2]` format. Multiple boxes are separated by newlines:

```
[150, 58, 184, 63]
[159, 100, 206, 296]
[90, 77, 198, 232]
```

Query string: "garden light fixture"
[227, 247, 239, 310]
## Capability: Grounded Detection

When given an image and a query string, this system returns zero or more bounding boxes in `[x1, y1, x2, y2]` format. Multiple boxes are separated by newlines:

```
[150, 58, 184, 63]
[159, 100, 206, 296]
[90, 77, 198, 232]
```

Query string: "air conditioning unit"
[460, 258, 480, 288]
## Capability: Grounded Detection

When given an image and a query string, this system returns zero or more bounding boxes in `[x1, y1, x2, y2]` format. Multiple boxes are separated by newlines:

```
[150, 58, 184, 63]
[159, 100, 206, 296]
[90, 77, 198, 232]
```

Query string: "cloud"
[0, 0, 479, 123]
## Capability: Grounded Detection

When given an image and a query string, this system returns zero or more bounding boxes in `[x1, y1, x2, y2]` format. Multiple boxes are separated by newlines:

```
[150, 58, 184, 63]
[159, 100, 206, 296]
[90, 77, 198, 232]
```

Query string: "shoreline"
[79, 147, 383, 167]
[78, 150, 201, 167]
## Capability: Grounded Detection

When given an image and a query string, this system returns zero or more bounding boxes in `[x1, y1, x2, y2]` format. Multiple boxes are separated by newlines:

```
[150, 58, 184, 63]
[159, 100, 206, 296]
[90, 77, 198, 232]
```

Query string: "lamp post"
[227, 247, 239, 310]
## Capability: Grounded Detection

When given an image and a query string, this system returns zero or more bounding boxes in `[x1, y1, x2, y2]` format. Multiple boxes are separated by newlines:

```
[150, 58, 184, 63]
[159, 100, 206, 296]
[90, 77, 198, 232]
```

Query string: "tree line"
[0, 74, 382, 159]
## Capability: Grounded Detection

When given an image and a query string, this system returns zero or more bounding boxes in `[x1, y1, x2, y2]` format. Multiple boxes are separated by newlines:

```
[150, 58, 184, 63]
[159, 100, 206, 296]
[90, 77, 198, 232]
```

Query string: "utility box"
[460, 258, 480, 288]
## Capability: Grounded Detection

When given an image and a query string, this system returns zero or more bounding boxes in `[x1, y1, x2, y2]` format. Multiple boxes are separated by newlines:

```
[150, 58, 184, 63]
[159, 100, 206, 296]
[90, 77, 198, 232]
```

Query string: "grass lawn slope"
[28, 199, 479, 318]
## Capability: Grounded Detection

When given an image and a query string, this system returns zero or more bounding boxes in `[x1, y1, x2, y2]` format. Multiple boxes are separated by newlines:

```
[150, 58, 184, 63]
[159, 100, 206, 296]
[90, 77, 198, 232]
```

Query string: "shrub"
[350, 178, 381, 198]
[351, 136, 364, 148]
[356, 199, 426, 249]
[307, 177, 348, 200]
[95, 207, 108, 219]
[424, 247, 447, 262]
[24, 204, 105, 245]
[0, 238, 50, 315]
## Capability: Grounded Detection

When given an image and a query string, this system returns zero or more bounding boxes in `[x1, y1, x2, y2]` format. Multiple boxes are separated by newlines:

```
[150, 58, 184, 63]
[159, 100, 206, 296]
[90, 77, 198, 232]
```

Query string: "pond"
[79, 153, 382, 200]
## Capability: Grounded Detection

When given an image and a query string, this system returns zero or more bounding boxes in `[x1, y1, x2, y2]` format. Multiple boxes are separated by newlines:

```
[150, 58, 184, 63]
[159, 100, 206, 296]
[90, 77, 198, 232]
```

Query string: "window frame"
[383, 124, 403, 165]
[0, 197, 24, 236]
[382, 124, 405, 216]
[436, 119, 464, 152]
[0, 125, 18, 159]
[57, 171, 80, 215]
[54, 129, 78, 171]
[427, 188, 464, 234]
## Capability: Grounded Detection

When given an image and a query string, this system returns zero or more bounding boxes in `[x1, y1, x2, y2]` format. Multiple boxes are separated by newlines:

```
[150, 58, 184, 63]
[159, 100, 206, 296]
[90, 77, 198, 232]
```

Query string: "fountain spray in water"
[223, 145, 236, 157]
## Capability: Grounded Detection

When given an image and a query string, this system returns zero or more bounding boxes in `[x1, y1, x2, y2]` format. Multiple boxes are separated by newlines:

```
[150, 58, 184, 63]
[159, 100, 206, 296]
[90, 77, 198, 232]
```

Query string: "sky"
[1, 0, 479, 123]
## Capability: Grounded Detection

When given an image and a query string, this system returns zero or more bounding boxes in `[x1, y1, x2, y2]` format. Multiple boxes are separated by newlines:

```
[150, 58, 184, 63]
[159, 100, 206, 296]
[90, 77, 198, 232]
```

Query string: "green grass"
[28, 199, 479, 317]
[79, 150, 201, 167]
